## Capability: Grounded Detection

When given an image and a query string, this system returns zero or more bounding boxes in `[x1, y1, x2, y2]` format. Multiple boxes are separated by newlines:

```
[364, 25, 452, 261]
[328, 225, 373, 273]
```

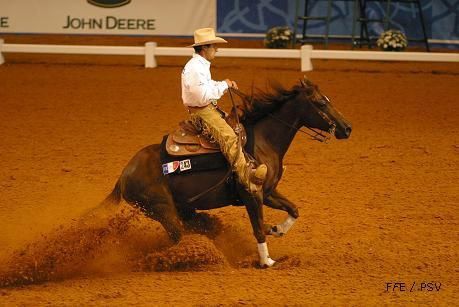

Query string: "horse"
[100, 77, 352, 267]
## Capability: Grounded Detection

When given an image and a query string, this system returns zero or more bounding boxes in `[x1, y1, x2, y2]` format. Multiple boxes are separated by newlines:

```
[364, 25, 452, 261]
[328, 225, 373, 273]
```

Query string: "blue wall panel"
[217, 0, 458, 45]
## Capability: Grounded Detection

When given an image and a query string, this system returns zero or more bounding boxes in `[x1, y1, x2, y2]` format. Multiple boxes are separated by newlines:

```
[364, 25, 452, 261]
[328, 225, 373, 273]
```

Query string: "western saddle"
[166, 114, 246, 157]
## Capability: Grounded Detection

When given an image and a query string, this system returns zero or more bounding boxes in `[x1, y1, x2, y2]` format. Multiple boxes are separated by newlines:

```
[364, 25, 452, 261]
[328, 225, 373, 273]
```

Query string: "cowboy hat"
[189, 28, 228, 47]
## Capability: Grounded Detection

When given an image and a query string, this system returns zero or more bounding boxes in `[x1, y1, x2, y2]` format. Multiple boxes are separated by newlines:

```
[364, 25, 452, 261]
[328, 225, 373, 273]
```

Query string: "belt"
[187, 104, 210, 113]
[187, 102, 226, 118]
[187, 100, 217, 112]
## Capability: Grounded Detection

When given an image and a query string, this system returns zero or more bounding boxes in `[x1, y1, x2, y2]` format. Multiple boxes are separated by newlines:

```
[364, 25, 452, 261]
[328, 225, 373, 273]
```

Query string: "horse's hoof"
[269, 226, 284, 237]
[259, 257, 276, 268]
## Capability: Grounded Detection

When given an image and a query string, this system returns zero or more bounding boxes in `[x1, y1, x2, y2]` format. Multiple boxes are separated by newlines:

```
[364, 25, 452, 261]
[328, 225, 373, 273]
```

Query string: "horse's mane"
[234, 80, 316, 124]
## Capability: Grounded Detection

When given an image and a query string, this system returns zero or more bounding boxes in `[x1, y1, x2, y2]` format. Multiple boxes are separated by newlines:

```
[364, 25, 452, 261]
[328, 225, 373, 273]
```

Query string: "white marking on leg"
[271, 215, 297, 237]
[257, 242, 276, 267]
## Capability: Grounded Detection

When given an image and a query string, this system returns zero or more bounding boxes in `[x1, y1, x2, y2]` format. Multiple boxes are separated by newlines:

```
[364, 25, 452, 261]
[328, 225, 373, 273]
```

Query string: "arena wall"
[0, 0, 458, 47]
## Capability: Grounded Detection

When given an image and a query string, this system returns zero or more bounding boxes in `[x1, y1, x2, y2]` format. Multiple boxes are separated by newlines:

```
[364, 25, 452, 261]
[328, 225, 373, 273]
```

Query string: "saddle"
[166, 114, 246, 157]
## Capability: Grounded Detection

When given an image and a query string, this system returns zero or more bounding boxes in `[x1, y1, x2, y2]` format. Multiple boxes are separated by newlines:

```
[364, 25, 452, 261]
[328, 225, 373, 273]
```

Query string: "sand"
[0, 36, 458, 305]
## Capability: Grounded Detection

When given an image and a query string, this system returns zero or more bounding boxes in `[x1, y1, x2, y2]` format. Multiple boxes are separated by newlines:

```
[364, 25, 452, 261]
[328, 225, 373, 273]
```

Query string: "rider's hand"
[225, 79, 239, 90]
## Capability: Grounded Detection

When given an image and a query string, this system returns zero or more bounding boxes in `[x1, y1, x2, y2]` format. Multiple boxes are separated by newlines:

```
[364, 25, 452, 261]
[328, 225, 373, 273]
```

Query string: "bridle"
[230, 88, 337, 143]
[268, 110, 335, 143]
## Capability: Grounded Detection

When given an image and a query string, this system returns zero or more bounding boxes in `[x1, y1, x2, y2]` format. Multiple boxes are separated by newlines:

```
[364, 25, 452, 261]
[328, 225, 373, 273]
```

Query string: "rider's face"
[203, 44, 218, 61]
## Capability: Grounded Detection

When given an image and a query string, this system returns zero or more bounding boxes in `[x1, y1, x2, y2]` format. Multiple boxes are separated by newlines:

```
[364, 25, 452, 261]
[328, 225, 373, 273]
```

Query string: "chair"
[351, 0, 430, 51]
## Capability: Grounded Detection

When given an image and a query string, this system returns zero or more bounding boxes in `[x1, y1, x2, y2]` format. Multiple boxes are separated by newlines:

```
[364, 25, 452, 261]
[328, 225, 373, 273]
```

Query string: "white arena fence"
[0, 40, 458, 71]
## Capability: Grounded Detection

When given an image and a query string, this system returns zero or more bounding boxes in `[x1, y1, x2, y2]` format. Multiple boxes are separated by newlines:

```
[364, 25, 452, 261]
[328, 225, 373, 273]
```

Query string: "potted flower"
[264, 26, 293, 49]
[376, 29, 408, 51]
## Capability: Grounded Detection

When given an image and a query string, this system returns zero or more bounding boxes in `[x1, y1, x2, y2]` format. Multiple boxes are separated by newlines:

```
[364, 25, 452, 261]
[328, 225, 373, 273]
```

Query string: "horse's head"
[296, 77, 352, 140]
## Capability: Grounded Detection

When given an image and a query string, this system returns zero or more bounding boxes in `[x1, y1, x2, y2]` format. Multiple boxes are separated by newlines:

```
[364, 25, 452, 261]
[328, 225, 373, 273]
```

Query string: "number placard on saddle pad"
[162, 159, 191, 175]
[179, 159, 191, 171]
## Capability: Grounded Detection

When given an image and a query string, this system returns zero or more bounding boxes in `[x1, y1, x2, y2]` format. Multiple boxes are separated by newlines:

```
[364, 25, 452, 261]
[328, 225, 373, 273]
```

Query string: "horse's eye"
[316, 99, 327, 107]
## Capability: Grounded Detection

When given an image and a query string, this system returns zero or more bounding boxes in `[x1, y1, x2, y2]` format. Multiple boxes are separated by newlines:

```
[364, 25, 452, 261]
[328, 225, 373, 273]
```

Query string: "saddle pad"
[160, 136, 228, 175]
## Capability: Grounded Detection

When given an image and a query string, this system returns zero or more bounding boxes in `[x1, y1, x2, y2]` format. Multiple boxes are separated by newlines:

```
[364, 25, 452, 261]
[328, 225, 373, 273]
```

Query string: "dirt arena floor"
[0, 36, 458, 305]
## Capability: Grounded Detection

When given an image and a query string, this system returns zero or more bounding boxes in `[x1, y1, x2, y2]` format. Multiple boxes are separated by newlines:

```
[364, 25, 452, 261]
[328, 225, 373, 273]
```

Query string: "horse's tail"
[78, 179, 122, 222]
[101, 179, 122, 206]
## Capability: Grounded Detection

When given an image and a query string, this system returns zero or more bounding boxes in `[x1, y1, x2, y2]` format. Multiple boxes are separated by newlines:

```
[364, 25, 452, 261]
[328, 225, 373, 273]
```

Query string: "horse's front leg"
[264, 189, 299, 237]
[239, 187, 276, 268]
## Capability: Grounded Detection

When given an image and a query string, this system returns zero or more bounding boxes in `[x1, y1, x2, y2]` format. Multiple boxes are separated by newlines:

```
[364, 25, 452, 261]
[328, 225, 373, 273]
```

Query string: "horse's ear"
[299, 78, 306, 87]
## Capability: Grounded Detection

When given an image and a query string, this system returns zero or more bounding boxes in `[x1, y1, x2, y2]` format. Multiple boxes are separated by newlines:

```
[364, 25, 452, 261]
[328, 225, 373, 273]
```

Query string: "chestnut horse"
[100, 77, 352, 267]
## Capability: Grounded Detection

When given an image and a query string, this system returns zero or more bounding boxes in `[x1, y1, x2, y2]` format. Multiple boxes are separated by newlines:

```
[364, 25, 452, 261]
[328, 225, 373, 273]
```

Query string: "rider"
[181, 27, 267, 194]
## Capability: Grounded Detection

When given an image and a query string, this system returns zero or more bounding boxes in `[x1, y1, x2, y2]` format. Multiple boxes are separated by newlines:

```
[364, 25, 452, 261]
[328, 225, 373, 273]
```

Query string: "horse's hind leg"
[145, 201, 184, 244]
[178, 207, 222, 237]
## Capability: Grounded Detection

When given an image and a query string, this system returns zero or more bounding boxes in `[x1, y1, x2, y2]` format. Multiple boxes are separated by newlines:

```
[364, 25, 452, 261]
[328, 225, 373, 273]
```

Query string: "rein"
[229, 88, 255, 163]
[186, 88, 241, 204]
[185, 86, 335, 203]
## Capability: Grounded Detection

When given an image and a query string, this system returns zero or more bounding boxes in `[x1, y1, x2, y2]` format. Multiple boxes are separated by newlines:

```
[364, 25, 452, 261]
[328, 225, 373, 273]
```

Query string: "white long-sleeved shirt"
[181, 53, 228, 107]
